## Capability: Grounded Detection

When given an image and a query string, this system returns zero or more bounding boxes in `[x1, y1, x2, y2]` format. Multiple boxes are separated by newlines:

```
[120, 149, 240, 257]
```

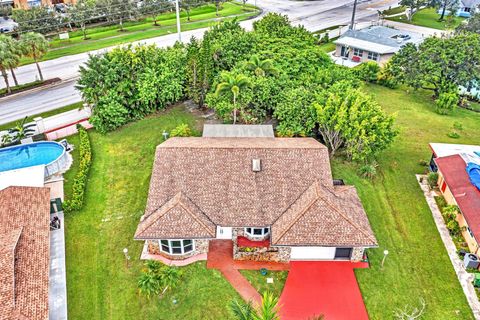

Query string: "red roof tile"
[435, 155, 480, 240]
[0, 186, 50, 320]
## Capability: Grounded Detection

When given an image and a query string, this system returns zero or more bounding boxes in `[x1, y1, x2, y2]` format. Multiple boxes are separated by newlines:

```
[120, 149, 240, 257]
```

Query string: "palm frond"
[230, 299, 255, 320]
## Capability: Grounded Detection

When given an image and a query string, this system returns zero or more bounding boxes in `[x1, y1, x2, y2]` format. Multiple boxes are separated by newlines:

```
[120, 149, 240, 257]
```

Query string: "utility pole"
[349, 0, 358, 30]
[175, 0, 182, 42]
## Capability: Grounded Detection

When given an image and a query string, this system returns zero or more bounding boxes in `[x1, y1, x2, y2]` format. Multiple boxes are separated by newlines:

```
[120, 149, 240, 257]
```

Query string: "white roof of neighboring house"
[429, 143, 480, 158]
[334, 26, 424, 54]
[0, 165, 45, 191]
[202, 124, 275, 138]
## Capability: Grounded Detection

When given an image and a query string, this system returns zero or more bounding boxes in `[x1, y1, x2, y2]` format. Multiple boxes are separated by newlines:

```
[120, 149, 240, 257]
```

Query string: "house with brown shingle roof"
[134, 133, 377, 263]
[0, 186, 50, 320]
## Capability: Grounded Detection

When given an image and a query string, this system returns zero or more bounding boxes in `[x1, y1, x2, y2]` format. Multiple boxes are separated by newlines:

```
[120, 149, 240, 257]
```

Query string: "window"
[353, 48, 363, 57]
[468, 227, 475, 239]
[464, 7, 471, 12]
[159, 239, 194, 255]
[367, 51, 379, 61]
[245, 227, 270, 238]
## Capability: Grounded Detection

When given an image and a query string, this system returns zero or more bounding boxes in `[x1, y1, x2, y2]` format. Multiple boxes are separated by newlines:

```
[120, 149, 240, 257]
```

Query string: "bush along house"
[134, 125, 378, 265]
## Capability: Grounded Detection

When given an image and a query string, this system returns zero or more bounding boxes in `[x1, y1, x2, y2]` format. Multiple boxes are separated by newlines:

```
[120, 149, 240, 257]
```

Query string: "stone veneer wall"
[351, 247, 364, 262]
[147, 239, 209, 260]
[232, 228, 291, 262]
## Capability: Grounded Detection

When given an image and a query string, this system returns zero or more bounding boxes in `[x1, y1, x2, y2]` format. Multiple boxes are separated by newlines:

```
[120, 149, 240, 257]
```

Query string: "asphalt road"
[0, 0, 399, 125]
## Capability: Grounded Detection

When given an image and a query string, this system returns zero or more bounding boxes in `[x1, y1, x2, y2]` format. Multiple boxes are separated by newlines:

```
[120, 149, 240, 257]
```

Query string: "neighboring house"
[333, 26, 423, 66]
[429, 143, 480, 254]
[0, 186, 50, 320]
[134, 125, 378, 264]
[1, 0, 76, 10]
[438, 0, 480, 18]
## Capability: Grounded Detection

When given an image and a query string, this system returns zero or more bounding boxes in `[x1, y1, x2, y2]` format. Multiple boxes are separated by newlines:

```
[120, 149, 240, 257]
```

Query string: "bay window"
[159, 239, 194, 255]
[245, 227, 270, 238]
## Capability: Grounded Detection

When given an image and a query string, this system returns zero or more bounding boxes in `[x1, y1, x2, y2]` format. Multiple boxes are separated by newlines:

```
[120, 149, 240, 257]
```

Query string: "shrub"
[435, 91, 458, 115]
[453, 121, 463, 130]
[418, 159, 428, 167]
[170, 123, 192, 137]
[427, 172, 439, 189]
[63, 126, 92, 213]
[354, 61, 380, 83]
[358, 162, 378, 179]
[447, 131, 460, 139]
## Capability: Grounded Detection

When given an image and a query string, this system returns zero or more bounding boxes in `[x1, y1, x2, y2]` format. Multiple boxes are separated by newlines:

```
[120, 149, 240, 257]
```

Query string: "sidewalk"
[49, 211, 68, 320]
[416, 175, 480, 320]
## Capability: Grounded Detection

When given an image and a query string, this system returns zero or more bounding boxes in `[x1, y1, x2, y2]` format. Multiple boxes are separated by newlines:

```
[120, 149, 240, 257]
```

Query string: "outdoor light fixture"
[123, 247, 131, 267]
[162, 130, 169, 140]
[381, 249, 389, 268]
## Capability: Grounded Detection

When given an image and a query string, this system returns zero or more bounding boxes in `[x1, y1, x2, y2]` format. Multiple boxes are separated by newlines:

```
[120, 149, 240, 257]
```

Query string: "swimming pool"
[0, 141, 67, 177]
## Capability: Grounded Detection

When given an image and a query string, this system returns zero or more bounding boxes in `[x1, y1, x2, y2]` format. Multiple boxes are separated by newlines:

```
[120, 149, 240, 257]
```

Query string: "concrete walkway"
[49, 211, 68, 320]
[416, 175, 480, 320]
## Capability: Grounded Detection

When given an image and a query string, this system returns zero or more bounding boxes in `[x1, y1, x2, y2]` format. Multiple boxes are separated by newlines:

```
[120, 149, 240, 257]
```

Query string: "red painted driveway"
[279, 261, 370, 320]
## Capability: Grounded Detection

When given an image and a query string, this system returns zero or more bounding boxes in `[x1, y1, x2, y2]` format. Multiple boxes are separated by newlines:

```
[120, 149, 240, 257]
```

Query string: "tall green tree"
[69, 0, 96, 40]
[387, 33, 480, 96]
[140, 0, 170, 25]
[12, 6, 59, 34]
[431, 0, 458, 20]
[214, 72, 250, 124]
[399, 0, 428, 20]
[0, 35, 21, 93]
[245, 55, 278, 77]
[315, 82, 398, 161]
[19, 32, 49, 82]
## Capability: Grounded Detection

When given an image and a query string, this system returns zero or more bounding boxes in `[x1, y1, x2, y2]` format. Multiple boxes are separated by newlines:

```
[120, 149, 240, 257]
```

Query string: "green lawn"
[20, 3, 258, 64]
[336, 84, 479, 319]
[63, 106, 242, 320]
[240, 270, 288, 297]
[387, 8, 465, 30]
[0, 102, 82, 131]
[63, 86, 480, 319]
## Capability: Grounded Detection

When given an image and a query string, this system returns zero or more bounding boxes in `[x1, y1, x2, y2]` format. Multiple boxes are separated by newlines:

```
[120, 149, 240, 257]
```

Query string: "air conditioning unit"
[464, 253, 480, 269]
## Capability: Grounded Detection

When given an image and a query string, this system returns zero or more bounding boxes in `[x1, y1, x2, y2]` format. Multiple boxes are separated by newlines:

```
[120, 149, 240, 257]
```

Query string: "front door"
[216, 226, 232, 239]
[334, 248, 352, 260]
[340, 46, 349, 58]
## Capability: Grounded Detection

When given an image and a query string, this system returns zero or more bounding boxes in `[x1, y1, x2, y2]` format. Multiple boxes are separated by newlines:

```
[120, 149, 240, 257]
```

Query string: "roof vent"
[252, 159, 261, 172]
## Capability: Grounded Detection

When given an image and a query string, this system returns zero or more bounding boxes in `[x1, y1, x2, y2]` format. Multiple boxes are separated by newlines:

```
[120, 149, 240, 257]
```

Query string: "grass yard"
[0, 102, 82, 131]
[240, 270, 288, 297]
[335, 84, 480, 319]
[63, 106, 242, 320]
[63, 86, 480, 319]
[387, 8, 465, 30]
[20, 3, 258, 65]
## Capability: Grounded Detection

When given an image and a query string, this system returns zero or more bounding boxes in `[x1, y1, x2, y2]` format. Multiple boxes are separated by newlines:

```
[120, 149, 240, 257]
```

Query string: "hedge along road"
[0, 0, 398, 124]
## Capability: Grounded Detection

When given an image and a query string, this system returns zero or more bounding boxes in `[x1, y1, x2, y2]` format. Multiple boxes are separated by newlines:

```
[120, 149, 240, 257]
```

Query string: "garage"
[290, 247, 354, 260]
[290, 246, 336, 260]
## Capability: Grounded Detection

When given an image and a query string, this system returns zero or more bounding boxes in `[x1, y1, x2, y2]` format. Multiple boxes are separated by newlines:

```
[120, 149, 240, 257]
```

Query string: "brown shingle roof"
[271, 182, 377, 246]
[135, 137, 377, 247]
[135, 192, 216, 239]
[0, 186, 50, 320]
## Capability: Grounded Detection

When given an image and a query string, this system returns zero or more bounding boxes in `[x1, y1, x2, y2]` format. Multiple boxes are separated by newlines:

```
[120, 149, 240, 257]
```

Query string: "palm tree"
[215, 72, 250, 124]
[159, 265, 183, 295]
[0, 35, 20, 94]
[137, 271, 160, 299]
[230, 292, 281, 320]
[8, 117, 36, 142]
[245, 55, 278, 77]
[19, 32, 49, 82]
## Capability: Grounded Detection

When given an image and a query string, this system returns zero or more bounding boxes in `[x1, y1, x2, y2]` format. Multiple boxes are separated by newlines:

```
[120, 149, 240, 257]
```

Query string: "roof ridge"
[137, 192, 215, 238]
[136, 193, 183, 237]
[177, 194, 216, 238]
[272, 181, 322, 245]
[319, 189, 377, 244]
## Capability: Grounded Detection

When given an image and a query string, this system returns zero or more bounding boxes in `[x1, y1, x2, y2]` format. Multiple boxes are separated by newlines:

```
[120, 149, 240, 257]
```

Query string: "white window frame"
[159, 239, 195, 255]
[367, 51, 379, 61]
[353, 48, 363, 57]
[244, 227, 270, 238]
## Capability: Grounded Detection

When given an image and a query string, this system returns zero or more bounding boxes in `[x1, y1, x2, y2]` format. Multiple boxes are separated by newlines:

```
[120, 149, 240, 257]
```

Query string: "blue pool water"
[0, 141, 65, 172]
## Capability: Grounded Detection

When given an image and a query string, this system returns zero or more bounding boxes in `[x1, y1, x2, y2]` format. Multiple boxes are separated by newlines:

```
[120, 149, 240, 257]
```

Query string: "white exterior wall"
[216, 226, 232, 239]
[290, 246, 336, 260]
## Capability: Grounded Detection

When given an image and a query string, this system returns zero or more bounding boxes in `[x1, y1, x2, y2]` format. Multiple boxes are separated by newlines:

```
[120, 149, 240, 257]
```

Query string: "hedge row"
[63, 125, 92, 213]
